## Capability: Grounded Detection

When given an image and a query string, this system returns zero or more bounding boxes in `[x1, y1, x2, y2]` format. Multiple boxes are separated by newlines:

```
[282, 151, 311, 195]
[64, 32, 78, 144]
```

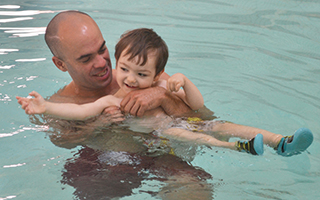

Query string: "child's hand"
[16, 91, 46, 115]
[102, 106, 125, 123]
[167, 73, 186, 92]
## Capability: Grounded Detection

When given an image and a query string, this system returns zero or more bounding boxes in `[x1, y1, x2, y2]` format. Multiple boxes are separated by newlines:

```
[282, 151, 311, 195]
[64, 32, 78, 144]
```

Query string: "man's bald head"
[45, 11, 95, 59]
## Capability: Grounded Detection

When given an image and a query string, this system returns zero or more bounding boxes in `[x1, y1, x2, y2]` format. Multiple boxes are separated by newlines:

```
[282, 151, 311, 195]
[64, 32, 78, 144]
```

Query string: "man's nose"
[93, 54, 106, 68]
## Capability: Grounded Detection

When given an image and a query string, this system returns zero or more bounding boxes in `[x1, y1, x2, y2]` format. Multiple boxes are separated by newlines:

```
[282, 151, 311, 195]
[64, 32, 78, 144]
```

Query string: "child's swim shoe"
[276, 128, 313, 157]
[236, 134, 264, 155]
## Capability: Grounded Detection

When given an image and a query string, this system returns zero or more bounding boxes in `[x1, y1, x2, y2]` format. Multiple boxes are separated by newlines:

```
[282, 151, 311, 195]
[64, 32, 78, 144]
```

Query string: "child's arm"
[16, 91, 121, 120]
[166, 73, 204, 110]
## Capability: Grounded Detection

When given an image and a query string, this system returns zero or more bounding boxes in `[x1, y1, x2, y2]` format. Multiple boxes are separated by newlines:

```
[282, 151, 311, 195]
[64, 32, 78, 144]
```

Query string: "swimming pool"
[1, 0, 319, 199]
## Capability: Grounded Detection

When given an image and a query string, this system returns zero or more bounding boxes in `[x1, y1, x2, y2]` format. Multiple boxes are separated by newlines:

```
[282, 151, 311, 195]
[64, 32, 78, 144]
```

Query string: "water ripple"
[0, 27, 46, 37]
[0, 10, 54, 16]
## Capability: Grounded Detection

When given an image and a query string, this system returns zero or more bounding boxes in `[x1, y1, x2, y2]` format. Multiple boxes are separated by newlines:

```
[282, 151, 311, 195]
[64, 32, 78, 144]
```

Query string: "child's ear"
[154, 69, 164, 82]
[52, 56, 67, 72]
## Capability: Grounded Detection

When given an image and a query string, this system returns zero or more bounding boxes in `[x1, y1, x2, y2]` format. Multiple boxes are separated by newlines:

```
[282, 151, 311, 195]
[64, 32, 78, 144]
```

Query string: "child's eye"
[138, 73, 147, 77]
[121, 67, 128, 72]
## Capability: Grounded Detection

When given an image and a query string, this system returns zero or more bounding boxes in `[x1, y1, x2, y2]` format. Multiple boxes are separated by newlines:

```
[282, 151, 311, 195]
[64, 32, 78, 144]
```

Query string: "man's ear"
[154, 69, 164, 82]
[52, 56, 67, 72]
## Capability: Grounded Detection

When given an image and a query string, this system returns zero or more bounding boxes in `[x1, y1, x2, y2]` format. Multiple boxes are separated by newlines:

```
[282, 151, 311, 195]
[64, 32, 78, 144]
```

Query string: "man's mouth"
[97, 69, 107, 77]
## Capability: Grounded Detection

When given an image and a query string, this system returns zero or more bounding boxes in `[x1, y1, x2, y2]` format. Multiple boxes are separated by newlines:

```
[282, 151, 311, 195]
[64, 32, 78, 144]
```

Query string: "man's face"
[59, 18, 112, 91]
[116, 49, 160, 95]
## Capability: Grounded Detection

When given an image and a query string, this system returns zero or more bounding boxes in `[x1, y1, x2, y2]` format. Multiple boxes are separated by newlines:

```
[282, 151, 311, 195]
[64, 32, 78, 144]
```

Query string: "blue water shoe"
[276, 128, 313, 156]
[236, 133, 264, 155]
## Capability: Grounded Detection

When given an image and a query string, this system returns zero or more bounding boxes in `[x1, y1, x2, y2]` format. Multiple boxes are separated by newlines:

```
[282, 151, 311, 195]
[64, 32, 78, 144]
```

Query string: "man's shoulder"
[47, 85, 79, 104]
[47, 86, 106, 104]
[48, 87, 74, 103]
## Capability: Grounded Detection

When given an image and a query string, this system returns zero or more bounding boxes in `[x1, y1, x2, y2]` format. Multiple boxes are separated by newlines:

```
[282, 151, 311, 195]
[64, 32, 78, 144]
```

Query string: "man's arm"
[121, 72, 192, 117]
[120, 86, 191, 117]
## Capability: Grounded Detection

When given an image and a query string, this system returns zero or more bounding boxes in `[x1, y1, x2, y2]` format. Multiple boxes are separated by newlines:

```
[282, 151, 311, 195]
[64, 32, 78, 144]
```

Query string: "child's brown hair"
[115, 28, 169, 76]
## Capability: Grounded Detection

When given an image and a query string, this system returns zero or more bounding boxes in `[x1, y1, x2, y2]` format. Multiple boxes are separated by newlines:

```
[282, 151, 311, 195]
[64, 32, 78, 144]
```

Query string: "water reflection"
[3, 162, 26, 168]
[0, 125, 47, 138]
[60, 139, 213, 199]
[0, 10, 54, 16]
[1, 1, 319, 199]
[15, 58, 46, 62]
[0, 5, 21, 9]
[0, 5, 53, 37]
[0, 26, 46, 37]
[0, 65, 14, 69]
[0, 49, 19, 55]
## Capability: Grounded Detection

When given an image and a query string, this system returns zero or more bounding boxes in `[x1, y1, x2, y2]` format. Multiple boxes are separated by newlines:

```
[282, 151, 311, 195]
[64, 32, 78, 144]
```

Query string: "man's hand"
[120, 87, 166, 117]
[121, 86, 191, 117]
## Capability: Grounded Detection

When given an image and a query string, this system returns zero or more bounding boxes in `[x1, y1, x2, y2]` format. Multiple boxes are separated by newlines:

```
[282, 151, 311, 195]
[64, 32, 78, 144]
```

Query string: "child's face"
[116, 49, 161, 94]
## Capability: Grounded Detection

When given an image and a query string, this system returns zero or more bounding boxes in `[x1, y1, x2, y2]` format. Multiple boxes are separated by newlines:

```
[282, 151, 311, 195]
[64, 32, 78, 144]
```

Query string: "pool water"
[1, 0, 320, 199]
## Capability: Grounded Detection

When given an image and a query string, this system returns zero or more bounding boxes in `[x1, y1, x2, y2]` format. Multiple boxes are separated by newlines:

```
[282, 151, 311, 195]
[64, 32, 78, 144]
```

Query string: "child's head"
[114, 28, 169, 93]
[115, 28, 168, 77]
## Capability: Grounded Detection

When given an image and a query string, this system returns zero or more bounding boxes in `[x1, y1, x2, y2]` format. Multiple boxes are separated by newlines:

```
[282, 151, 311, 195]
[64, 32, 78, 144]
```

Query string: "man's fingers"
[120, 95, 130, 109]
[136, 105, 146, 117]
[128, 103, 141, 116]
[121, 87, 166, 116]
[122, 95, 142, 116]
[121, 96, 136, 114]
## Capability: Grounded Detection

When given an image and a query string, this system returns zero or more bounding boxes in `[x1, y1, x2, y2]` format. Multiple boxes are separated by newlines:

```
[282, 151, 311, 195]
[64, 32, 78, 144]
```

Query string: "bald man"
[45, 10, 191, 116]
[40, 11, 214, 199]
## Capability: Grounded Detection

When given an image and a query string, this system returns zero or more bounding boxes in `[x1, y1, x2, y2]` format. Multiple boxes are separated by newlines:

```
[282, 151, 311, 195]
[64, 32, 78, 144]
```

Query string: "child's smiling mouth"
[125, 83, 138, 89]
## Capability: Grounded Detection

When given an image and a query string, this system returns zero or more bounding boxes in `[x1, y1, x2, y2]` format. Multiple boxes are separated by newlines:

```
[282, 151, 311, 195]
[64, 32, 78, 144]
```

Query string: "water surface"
[1, 0, 319, 199]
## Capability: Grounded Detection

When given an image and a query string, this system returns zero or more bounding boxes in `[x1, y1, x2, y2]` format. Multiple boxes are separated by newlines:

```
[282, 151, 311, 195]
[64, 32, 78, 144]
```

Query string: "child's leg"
[163, 128, 237, 150]
[208, 121, 282, 148]
[163, 127, 263, 155]
[208, 121, 313, 156]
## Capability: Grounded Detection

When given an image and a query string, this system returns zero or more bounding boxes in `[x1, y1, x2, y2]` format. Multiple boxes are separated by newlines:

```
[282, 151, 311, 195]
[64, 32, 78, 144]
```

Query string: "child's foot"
[276, 128, 313, 156]
[236, 134, 264, 155]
